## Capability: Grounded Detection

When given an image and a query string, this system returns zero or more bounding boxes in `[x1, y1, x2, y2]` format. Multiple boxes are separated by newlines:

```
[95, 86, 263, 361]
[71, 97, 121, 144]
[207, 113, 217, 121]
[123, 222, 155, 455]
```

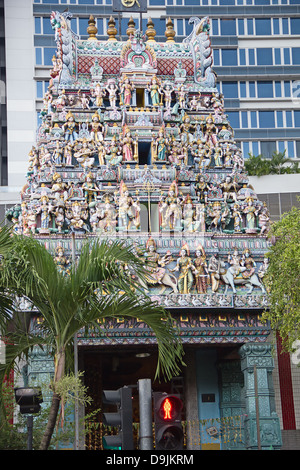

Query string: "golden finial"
[146, 17, 156, 43]
[107, 16, 117, 41]
[126, 16, 136, 38]
[165, 17, 175, 43]
[87, 15, 98, 41]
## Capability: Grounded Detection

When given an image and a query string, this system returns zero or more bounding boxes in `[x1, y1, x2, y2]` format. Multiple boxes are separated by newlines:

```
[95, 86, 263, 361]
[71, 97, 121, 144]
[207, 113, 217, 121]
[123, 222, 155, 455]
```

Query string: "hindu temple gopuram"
[8, 11, 282, 450]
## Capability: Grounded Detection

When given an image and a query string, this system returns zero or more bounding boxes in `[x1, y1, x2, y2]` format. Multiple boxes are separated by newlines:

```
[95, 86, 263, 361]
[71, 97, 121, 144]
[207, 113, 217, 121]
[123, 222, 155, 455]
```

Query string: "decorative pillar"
[239, 343, 282, 450]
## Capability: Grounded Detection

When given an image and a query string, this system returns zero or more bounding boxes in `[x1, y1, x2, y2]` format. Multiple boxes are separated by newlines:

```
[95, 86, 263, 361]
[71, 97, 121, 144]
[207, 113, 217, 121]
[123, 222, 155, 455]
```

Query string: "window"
[238, 19, 244, 35]
[255, 18, 271, 35]
[261, 141, 276, 158]
[257, 48, 272, 65]
[259, 111, 275, 128]
[291, 18, 300, 34]
[249, 81, 256, 97]
[251, 111, 257, 128]
[273, 18, 279, 34]
[242, 141, 250, 158]
[212, 19, 219, 36]
[287, 141, 295, 157]
[44, 48, 56, 66]
[282, 18, 289, 34]
[239, 49, 246, 65]
[220, 19, 236, 36]
[275, 81, 281, 97]
[227, 111, 239, 128]
[252, 141, 260, 156]
[247, 18, 254, 35]
[222, 49, 237, 65]
[284, 81, 291, 97]
[222, 81, 238, 98]
[36, 81, 43, 98]
[241, 111, 248, 128]
[248, 49, 255, 65]
[274, 48, 281, 65]
[286, 111, 293, 127]
[276, 111, 283, 127]
[239, 81, 246, 98]
[292, 48, 300, 64]
[35, 17, 41, 34]
[294, 110, 300, 127]
[79, 18, 89, 35]
[257, 81, 273, 98]
[284, 48, 291, 65]
[35, 48, 42, 65]
[43, 17, 54, 35]
[177, 19, 183, 36]
[213, 49, 220, 66]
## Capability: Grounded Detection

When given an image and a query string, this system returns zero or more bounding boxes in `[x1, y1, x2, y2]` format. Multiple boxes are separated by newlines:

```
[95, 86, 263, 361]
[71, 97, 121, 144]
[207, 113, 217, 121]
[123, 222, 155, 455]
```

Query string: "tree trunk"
[39, 349, 65, 450]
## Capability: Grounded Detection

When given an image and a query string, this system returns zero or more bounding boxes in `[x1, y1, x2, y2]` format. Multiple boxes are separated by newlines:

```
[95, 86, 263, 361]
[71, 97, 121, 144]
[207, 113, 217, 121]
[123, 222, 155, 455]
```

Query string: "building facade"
[3, 0, 300, 450]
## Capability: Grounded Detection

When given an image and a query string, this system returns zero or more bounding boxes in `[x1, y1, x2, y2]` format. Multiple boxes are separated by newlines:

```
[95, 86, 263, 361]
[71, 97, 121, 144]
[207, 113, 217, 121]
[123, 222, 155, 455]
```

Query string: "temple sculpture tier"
[7, 12, 271, 307]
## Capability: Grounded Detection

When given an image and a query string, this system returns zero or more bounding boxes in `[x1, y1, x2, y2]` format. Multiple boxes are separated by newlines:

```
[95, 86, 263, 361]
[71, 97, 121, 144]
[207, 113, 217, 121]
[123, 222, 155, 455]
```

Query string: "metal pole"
[254, 364, 261, 450]
[72, 232, 79, 450]
[138, 379, 153, 450]
[27, 415, 33, 450]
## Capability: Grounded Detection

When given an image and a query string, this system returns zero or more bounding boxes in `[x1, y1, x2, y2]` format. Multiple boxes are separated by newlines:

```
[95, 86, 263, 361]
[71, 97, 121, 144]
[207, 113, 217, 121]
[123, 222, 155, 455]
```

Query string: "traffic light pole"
[138, 379, 153, 450]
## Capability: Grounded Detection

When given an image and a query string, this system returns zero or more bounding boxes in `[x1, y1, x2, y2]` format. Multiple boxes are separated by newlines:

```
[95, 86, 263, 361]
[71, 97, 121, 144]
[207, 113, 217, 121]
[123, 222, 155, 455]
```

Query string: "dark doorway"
[136, 88, 145, 107]
[138, 141, 151, 165]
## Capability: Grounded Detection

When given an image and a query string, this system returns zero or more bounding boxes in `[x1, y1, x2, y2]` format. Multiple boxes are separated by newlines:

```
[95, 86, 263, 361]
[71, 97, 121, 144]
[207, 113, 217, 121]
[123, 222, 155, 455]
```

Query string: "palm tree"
[0, 235, 184, 450]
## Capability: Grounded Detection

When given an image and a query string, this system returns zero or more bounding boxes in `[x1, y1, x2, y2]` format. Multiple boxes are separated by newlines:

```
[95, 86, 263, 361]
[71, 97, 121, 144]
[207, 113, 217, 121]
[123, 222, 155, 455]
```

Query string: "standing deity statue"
[117, 181, 140, 231]
[173, 243, 196, 294]
[122, 125, 137, 162]
[159, 181, 182, 231]
[63, 111, 78, 144]
[89, 112, 104, 143]
[105, 79, 119, 108]
[207, 254, 221, 292]
[161, 81, 175, 110]
[147, 76, 162, 107]
[193, 244, 209, 294]
[119, 76, 135, 106]
[243, 197, 258, 231]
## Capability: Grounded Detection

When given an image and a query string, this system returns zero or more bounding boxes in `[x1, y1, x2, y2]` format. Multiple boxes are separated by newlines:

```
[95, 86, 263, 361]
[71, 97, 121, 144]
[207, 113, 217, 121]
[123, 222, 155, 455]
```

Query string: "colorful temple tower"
[10, 12, 282, 450]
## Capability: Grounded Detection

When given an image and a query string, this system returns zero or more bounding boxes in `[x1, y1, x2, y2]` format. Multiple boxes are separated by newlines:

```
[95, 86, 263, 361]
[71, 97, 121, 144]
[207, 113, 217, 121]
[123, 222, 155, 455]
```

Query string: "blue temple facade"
[9, 11, 282, 450]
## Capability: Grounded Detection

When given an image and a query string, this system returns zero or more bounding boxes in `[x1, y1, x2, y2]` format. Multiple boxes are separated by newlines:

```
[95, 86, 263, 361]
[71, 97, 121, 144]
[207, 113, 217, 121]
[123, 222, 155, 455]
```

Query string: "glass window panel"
[247, 18, 254, 35]
[36, 81, 43, 98]
[255, 18, 271, 35]
[254, 0, 270, 4]
[71, 18, 77, 34]
[212, 19, 219, 35]
[287, 141, 295, 157]
[294, 110, 300, 127]
[239, 49, 246, 65]
[284, 48, 291, 64]
[222, 81, 238, 98]
[252, 141, 259, 156]
[273, 18, 279, 34]
[79, 18, 89, 35]
[257, 81, 273, 98]
[259, 111, 275, 128]
[282, 18, 289, 34]
[213, 49, 220, 66]
[261, 141, 276, 158]
[248, 49, 255, 65]
[291, 18, 300, 34]
[238, 19, 244, 35]
[251, 111, 257, 127]
[274, 48, 281, 64]
[35, 17, 41, 34]
[276, 111, 283, 127]
[275, 81, 281, 97]
[286, 111, 293, 127]
[284, 81, 291, 97]
[278, 141, 285, 153]
[227, 111, 240, 128]
[35, 48, 42, 65]
[44, 48, 56, 66]
[239, 81, 246, 98]
[43, 17, 53, 34]
[222, 49, 237, 65]
[220, 19, 236, 36]
[292, 48, 300, 64]
[257, 48, 272, 65]
[220, 0, 235, 4]
[249, 81, 256, 97]
[177, 19, 183, 35]
[97, 18, 104, 35]
[241, 111, 248, 128]
[243, 141, 250, 158]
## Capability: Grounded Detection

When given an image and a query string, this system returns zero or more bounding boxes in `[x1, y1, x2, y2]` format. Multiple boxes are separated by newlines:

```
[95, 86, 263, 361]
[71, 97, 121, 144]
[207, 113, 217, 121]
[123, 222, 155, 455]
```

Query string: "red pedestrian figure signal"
[163, 398, 172, 420]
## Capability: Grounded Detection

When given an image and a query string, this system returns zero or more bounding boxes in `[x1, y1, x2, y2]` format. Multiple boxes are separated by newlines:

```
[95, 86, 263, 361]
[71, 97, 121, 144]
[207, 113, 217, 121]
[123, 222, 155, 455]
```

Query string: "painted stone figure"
[147, 76, 161, 107]
[173, 244, 195, 294]
[159, 181, 182, 231]
[120, 77, 135, 106]
[193, 244, 209, 293]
